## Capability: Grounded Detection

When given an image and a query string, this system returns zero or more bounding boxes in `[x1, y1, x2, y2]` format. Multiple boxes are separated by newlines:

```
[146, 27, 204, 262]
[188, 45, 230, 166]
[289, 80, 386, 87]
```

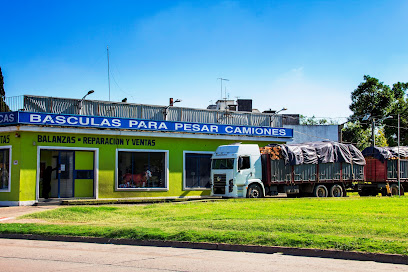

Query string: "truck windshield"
[212, 159, 234, 169]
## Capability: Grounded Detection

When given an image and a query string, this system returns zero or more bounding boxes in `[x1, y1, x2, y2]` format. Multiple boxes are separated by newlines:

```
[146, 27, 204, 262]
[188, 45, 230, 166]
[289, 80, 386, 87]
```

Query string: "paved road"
[0, 238, 407, 272]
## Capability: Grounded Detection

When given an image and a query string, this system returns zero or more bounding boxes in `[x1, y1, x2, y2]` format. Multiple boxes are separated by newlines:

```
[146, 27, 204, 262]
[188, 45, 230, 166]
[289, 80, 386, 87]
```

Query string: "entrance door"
[40, 150, 94, 199]
[58, 151, 74, 198]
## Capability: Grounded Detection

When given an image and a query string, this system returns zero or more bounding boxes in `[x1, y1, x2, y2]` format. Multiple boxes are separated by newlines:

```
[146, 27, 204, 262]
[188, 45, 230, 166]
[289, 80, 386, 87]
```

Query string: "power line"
[383, 124, 408, 130]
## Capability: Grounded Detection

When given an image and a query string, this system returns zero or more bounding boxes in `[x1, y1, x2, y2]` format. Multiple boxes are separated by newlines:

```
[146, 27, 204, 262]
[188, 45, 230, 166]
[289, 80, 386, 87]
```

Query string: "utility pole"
[107, 46, 111, 101]
[371, 118, 376, 147]
[398, 113, 401, 196]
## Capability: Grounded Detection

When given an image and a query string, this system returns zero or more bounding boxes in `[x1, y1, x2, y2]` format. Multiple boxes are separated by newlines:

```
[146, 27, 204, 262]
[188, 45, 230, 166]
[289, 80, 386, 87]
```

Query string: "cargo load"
[262, 141, 365, 165]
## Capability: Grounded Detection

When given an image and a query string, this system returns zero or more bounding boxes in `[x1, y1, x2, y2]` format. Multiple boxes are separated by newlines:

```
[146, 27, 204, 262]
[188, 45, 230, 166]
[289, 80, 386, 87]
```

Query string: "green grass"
[1, 197, 408, 255]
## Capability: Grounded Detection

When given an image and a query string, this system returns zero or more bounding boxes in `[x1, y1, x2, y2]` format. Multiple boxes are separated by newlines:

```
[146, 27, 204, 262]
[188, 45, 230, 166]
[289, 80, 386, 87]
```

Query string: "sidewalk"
[0, 205, 60, 223]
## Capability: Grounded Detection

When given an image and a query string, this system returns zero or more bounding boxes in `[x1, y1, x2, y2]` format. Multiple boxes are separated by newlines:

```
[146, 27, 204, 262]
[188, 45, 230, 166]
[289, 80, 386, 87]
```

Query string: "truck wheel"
[313, 185, 328, 197]
[381, 188, 389, 197]
[390, 184, 402, 196]
[329, 184, 343, 197]
[247, 184, 263, 198]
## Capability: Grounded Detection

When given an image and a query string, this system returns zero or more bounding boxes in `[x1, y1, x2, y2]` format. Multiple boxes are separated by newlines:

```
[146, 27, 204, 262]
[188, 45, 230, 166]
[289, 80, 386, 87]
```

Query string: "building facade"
[0, 96, 292, 206]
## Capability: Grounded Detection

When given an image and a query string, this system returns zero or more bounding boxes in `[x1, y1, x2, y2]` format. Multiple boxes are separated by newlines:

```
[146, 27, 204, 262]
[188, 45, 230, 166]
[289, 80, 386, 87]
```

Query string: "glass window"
[0, 149, 10, 191]
[117, 151, 166, 189]
[185, 153, 212, 189]
[212, 158, 234, 169]
[238, 156, 250, 170]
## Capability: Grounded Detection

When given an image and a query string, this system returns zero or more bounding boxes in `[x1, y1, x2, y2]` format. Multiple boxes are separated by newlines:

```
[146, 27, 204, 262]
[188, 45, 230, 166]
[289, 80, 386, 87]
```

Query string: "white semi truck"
[210, 142, 366, 198]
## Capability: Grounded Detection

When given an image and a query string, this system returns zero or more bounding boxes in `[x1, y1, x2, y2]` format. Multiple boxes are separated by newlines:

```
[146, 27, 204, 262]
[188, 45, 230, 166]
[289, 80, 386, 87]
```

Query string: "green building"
[0, 95, 292, 206]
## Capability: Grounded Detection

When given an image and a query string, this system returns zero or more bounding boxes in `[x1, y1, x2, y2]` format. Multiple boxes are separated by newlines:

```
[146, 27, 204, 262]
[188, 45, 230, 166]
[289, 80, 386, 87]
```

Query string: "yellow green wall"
[0, 133, 20, 202]
[0, 129, 278, 202]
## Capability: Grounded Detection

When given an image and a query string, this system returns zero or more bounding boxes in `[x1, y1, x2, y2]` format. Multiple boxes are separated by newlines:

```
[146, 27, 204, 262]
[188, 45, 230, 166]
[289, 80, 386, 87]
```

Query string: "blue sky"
[1, 0, 408, 121]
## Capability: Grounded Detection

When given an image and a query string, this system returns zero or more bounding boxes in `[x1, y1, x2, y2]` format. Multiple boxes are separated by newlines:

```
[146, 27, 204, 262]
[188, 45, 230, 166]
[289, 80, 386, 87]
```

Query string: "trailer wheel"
[313, 185, 328, 197]
[329, 184, 343, 197]
[247, 184, 264, 198]
[381, 188, 389, 197]
[390, 184, 403, 196]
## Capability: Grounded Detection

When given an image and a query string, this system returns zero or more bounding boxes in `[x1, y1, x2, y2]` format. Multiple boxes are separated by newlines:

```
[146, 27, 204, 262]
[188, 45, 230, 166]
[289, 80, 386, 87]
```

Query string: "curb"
[59, 197, 223, 206]
[1, 233, 407, 265]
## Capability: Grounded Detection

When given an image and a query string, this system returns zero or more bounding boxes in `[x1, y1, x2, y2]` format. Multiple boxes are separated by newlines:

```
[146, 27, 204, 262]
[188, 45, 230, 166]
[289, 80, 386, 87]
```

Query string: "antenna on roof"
[217, 78, 229, 100]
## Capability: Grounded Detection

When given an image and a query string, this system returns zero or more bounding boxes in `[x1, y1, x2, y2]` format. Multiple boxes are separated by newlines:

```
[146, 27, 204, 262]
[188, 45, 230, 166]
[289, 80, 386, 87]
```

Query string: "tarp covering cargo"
[267, 141, 366, 166]
[362, 146, 408, 162]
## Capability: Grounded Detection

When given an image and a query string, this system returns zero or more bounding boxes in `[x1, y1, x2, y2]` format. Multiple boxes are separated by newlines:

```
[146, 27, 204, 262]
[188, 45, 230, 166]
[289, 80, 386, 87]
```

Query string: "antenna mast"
[107, 46, 111, 101]
[217, 78, 229, 100]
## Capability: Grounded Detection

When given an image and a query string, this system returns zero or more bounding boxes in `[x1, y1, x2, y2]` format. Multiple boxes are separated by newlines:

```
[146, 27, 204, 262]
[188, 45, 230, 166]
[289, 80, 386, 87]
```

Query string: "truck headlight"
[229, 179, 233, 192]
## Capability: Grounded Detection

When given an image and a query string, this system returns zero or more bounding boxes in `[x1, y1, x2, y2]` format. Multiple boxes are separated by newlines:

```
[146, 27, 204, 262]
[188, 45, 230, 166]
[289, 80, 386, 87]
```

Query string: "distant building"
[282, 114, 300, 125]
[206, 99, 337, 143]
[284, 124, 339, 144]
[237, 99, 252, 112]
[215, 99, 236, 111]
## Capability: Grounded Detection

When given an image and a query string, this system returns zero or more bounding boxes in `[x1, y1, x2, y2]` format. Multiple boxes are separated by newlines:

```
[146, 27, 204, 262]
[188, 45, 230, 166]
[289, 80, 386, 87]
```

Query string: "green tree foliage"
[341, 122, 387, 150]
[0, 67, 9, 112]
[0, 67, 4, 97]
[300, 115, 338, 125]
[383, 82, 408, 146]
[349, 75, 395, 130]
[344, 76, 408, 148]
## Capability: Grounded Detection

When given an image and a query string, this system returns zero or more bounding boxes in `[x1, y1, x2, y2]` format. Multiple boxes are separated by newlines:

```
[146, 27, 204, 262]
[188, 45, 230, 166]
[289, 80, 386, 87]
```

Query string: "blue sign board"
[13, 112, 293, 138]
[0, 112, 18, 125]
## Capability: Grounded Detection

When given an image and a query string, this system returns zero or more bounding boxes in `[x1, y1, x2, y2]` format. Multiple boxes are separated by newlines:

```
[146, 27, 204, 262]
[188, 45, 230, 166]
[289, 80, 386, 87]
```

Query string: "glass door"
[57, 151, 74, 198]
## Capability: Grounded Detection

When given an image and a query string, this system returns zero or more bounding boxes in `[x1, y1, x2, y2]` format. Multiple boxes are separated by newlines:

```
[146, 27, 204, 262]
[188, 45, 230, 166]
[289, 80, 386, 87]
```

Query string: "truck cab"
[211, 143, 264, 198]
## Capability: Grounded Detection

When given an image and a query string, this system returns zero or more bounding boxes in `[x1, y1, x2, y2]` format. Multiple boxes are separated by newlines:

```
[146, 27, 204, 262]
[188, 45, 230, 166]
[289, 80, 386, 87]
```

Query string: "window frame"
[115, 149, 169, 191]
[0, 146, 12, 193]
[183, 151, 214, 191]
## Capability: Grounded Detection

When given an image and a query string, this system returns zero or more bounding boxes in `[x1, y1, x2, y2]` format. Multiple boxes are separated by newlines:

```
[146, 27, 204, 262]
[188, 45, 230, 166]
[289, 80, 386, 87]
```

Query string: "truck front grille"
[213, 174, 226, 194]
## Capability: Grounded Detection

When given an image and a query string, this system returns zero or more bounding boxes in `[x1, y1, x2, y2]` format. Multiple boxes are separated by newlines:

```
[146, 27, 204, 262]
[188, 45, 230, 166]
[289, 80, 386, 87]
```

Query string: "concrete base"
[0, 200, 37, 207]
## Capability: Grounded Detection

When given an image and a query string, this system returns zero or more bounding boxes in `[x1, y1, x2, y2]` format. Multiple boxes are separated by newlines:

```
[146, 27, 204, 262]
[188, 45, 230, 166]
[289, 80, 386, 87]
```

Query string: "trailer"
[211, 142, 365, 198]
[359, 146, 408, 196]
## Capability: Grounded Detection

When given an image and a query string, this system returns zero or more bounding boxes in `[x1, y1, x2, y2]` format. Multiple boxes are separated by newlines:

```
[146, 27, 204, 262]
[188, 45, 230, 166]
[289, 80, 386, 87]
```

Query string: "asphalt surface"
[1, 204, 408, 267]
[0, 238, 407, 272]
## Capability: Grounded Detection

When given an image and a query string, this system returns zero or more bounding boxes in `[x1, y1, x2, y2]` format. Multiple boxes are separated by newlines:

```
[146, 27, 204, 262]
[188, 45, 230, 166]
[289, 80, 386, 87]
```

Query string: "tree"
[0, 67, 8, 112]
[349, 75, 395, 130]
[341, 121, 387, 150]
[0, 67, 4, 97]
[344, 75, 408, 148]
[383, 82, 408, 146]
[300, 115, 338, 125]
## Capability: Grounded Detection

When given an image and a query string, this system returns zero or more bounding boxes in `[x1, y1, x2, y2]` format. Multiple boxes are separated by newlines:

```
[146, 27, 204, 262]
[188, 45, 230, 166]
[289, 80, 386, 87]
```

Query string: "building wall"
[283, 125, 339, 144]
[0, 129, 279, 204]
[0, 132, 21, 204]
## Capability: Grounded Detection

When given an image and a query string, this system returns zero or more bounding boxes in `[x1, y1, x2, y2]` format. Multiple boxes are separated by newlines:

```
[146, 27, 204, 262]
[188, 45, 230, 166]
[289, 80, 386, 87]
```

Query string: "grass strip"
[1, 197, 407, 255]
